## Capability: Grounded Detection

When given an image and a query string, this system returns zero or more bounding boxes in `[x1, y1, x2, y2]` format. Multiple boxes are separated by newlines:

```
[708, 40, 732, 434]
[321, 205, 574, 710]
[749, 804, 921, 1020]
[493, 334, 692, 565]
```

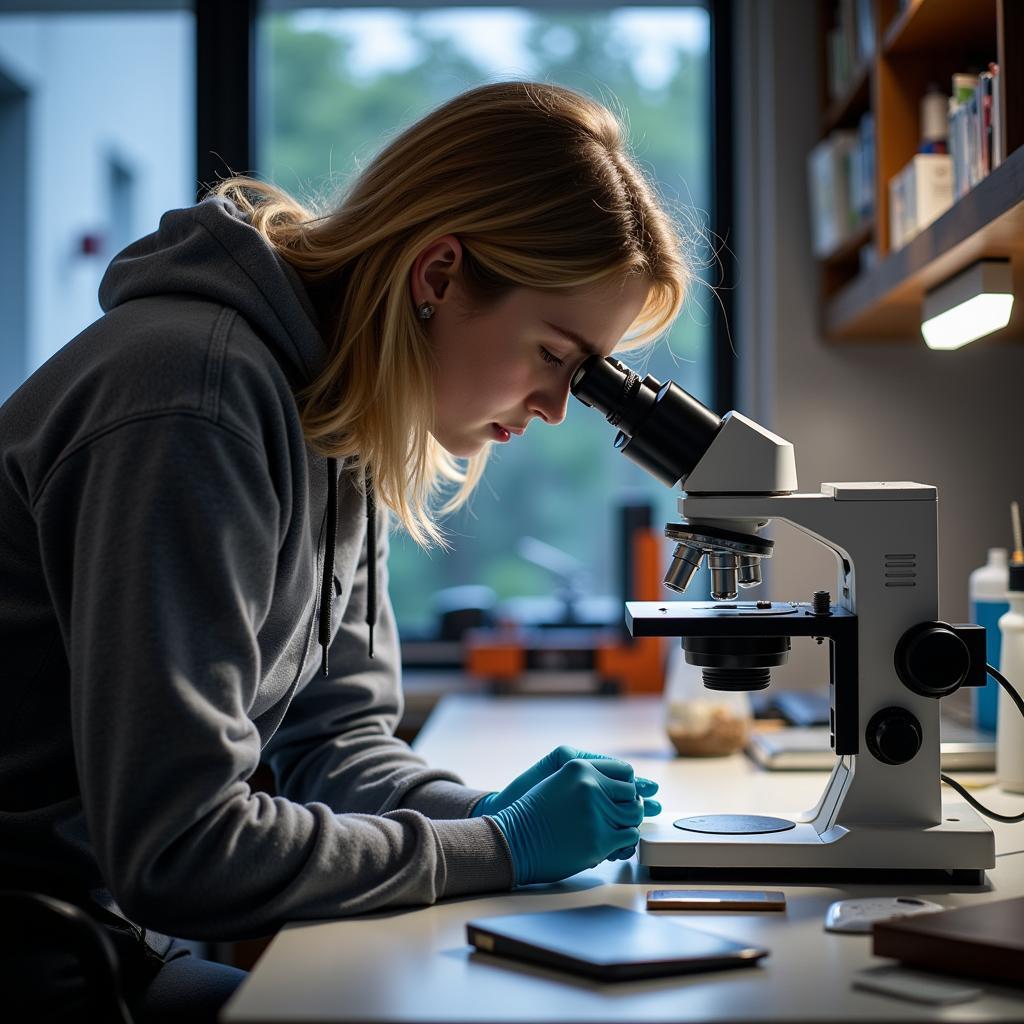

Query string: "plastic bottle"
[919, 83, 949, 154]
[663, 644, 752, 757]
[969, 547, 1009, 730]
[996, 562, 1024, 793]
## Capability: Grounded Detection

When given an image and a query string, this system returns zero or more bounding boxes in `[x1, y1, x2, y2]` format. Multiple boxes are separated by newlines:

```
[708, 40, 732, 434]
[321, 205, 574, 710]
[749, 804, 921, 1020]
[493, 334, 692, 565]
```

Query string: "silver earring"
[417, 301, 435, 321]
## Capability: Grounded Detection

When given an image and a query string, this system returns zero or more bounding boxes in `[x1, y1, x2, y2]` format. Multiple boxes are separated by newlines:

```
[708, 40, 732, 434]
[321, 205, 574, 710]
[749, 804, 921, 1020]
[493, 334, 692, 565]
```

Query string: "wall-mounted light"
[921, 258, 1014, 350]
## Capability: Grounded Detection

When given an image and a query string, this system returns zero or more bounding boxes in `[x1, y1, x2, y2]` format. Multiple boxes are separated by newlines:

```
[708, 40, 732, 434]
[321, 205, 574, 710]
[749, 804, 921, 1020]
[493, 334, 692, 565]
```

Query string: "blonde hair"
[207, 81, 689, 547]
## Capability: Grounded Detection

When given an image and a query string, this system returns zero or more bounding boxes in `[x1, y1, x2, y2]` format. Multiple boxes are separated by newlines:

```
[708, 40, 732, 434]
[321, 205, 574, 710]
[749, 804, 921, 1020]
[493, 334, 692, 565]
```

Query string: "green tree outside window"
[258, 7, 713, 631]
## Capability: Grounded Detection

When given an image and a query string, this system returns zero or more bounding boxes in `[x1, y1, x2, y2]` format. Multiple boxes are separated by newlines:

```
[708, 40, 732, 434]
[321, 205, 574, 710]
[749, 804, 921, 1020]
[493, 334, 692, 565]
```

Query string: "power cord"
[940, 664, 1024, 823]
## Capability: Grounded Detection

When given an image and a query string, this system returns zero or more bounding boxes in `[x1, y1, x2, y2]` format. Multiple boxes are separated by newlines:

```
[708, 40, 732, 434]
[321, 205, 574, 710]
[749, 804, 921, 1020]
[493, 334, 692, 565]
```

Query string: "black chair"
[0, 889, 135, 1023]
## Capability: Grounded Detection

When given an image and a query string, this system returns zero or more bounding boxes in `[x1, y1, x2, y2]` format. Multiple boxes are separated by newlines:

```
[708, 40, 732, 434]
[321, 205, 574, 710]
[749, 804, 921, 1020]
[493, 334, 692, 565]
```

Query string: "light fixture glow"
[921, 259, 1014, 351]
[921, 293, 1014, 350]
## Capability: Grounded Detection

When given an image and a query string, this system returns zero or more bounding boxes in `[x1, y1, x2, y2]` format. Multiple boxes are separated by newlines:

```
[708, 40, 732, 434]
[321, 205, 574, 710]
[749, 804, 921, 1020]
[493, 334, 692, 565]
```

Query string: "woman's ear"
[410, 235, 463, 308]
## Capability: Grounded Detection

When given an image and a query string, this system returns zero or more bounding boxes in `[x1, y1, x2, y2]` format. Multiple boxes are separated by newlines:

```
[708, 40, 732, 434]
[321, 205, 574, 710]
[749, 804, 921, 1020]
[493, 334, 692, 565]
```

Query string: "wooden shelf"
[824, 143, 1024, 339]
[814, 0, 1022, 341]
[883, 0, 997, 58]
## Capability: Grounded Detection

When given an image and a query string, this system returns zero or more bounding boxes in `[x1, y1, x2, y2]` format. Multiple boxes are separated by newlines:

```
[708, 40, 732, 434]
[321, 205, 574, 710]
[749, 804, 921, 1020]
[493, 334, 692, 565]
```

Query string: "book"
[466, 904, 768, 982]
[975, 73, 992, 182]
[807, 131, 860, 257]
[949, 73, 980, 199]
[857, 111, 875, 220]
[990, 63, 1002, 169]
[887, 154, 952, 251]
[855, 0, 875, 66]
[966, 85, 981, 188]
[746, 719, 994, 771]
[872, 897, 1024, 986]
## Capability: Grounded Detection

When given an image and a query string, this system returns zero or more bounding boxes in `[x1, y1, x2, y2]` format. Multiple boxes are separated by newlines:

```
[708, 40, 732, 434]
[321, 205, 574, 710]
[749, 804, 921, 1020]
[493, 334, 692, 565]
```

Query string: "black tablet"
[466, 903, 769, 982]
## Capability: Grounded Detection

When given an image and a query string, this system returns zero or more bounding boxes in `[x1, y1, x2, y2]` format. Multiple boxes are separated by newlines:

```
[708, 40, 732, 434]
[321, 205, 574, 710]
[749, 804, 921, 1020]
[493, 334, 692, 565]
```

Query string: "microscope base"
[638, 799, 994, 884]
[647, 865, 985, 885]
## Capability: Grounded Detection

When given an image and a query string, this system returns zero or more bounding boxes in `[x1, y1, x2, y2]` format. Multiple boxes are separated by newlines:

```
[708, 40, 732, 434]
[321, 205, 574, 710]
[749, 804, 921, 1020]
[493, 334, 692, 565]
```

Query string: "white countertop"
[223, 695, 1024, 1023]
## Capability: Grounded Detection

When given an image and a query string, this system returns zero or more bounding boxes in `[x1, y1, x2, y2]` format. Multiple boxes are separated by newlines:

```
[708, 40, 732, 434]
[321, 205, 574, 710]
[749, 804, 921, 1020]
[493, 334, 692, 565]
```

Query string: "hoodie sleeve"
[263, 504, 495, 822]
[33, 413, 510, 941]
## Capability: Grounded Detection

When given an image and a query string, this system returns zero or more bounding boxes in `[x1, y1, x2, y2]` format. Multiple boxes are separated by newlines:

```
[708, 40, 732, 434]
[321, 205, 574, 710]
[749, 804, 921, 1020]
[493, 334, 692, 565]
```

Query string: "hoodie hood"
[98, 196, 375, 667]
[99, 196, 326, 388]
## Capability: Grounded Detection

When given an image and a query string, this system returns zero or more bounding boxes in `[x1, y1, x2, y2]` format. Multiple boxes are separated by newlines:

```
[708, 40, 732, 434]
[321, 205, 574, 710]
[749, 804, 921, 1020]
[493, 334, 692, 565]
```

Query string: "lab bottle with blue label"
[969, 547, 1009, 731]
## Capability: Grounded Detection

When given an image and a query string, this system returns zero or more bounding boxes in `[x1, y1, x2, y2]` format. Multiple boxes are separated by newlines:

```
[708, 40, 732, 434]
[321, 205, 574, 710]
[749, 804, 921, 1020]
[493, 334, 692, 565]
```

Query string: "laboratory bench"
[222, 695, 1024, 1023]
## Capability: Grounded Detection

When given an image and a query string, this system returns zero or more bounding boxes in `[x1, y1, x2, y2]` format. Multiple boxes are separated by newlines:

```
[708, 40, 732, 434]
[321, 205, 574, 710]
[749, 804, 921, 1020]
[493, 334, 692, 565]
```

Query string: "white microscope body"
[630, 413, 995, 880]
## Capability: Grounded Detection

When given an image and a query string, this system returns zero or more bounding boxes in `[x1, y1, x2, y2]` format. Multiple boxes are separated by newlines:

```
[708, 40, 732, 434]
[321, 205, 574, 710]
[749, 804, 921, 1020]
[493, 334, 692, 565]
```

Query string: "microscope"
[571, 356, 995, 883]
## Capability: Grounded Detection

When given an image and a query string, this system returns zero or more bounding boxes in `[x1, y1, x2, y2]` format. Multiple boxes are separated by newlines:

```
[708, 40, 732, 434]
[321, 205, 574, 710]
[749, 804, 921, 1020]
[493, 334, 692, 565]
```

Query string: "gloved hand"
[487, 757, 651, 885]
[471, 744, 662, 820]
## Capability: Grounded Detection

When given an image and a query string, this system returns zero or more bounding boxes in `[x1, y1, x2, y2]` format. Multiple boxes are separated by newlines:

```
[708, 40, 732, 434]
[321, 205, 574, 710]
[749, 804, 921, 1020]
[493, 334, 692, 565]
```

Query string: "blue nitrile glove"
[487, 758, 648, 885]
[471, 745, 662, 820]
[607, 775, 660, 861]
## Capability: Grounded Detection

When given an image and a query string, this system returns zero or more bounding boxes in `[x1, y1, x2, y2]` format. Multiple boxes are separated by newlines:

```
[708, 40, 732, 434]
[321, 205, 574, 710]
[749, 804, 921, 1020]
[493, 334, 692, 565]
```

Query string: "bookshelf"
[812, 0, 1024, 341]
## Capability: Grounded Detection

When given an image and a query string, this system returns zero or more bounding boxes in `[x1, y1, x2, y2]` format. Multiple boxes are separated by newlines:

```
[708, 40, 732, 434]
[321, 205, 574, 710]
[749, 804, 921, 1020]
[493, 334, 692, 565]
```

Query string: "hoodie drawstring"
[319, 459, 377, 677]
[365, 469, 377, 660]
[319, 458, 339, 677]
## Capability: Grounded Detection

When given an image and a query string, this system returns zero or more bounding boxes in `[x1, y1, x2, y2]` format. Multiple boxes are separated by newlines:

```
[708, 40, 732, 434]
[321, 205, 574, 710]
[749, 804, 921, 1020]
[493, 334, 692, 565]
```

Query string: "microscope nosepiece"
[661, 525, 774, 600]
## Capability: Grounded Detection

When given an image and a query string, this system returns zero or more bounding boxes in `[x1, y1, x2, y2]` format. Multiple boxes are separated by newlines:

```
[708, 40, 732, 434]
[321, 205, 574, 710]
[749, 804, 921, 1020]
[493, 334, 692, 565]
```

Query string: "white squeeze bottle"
[968, 547, 1009, 730]
[997, 560, 1024, 793]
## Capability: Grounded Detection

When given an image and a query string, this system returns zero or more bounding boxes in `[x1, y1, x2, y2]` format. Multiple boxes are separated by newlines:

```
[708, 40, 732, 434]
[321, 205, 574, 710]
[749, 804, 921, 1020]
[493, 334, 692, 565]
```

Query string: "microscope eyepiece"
[570, 355, 722, 488]
[569, 356, 643, 426]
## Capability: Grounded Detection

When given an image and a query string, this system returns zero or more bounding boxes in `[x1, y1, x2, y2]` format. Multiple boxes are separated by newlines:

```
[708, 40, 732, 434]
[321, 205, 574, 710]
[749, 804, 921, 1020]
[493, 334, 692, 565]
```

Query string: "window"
[0, 61, 28, 400]
[0, 5, 195, 402]
[258, 4, 714, 633]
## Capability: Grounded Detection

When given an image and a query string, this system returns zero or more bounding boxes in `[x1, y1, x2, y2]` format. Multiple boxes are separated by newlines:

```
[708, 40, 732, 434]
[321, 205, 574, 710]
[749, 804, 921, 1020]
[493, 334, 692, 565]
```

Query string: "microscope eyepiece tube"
[570, 355, 722, 487]
[568, 355, 645, 421]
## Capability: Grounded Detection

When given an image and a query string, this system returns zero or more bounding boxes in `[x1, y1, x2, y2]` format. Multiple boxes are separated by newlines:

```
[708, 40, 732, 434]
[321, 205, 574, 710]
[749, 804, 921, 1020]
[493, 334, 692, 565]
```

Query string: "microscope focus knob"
[866, 707, 922, 766]
[894, 622, 971, 698]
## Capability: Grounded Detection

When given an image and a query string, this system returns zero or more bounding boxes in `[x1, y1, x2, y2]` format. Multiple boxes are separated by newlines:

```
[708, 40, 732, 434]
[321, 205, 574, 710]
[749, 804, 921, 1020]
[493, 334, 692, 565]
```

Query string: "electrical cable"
[940, 663, 1024, 823]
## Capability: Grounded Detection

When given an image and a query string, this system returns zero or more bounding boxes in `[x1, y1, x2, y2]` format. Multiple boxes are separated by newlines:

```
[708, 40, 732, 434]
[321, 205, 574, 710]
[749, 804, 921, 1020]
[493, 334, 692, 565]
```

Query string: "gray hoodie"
[0, 196, 512, 942]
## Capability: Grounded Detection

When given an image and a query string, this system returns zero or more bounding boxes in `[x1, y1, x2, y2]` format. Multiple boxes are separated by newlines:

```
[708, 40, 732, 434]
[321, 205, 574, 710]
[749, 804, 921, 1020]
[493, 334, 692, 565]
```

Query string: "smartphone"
[646, 889, 787, 911]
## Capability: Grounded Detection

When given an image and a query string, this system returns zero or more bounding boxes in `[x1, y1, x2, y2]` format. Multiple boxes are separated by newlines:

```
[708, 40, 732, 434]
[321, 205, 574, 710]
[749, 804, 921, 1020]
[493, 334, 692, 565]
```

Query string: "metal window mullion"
[195, 0, 257, 201]
[709, 0, 735, 413]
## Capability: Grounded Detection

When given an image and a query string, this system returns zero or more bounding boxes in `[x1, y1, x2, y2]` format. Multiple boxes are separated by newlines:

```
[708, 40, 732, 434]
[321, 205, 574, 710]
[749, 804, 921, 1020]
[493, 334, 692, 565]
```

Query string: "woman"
[0, 81, 687, 1018]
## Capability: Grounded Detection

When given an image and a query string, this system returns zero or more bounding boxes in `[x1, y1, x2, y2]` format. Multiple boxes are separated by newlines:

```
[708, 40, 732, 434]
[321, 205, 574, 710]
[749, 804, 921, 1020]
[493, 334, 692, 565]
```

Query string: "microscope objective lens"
[738, 555, 762, 588]
[709, 551, 739, 601]
[664, 543, 704, 593]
